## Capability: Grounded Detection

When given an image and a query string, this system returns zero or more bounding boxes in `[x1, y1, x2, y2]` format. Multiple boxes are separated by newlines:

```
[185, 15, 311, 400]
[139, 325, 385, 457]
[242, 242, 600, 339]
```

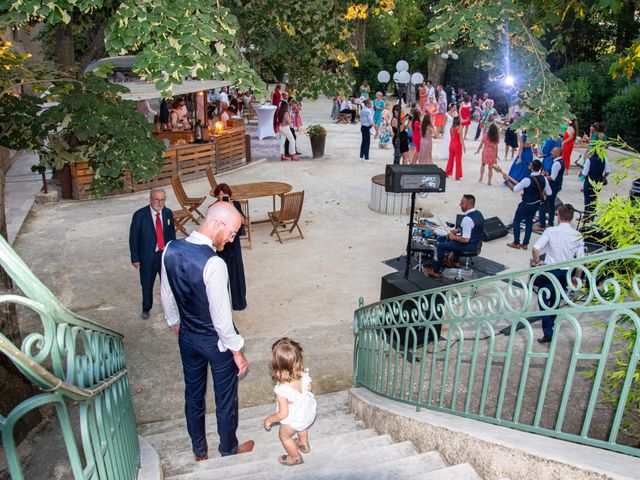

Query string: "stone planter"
[309, 135, 326, 158]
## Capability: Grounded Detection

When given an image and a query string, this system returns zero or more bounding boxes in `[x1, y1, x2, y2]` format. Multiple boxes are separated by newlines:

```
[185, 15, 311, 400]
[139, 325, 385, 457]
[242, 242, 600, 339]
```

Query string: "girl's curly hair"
[269, 337, 304, 383]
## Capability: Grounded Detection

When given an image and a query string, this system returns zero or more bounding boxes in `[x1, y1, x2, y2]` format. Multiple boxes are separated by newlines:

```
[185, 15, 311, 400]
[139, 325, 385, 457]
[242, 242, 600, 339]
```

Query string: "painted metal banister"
[0, 234, 139, 479]
[354, 245, 640, 457]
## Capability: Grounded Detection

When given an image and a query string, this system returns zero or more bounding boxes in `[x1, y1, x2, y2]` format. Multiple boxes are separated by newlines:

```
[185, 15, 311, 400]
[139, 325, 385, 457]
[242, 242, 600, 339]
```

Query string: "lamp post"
[378, 61, 423, 165]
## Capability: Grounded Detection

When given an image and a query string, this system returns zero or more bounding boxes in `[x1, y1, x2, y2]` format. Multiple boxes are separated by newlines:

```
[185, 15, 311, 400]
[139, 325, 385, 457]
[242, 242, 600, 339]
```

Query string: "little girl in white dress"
[263, 337, 317, 466]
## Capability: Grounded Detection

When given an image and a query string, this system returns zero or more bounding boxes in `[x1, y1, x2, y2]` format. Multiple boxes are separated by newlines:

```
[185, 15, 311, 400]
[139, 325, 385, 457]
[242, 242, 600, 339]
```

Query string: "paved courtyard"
[10, 96, 635, 424]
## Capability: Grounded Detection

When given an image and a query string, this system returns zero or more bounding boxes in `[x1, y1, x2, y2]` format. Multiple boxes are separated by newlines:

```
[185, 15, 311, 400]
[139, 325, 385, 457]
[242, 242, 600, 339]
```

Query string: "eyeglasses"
[217, 220, 238, 240]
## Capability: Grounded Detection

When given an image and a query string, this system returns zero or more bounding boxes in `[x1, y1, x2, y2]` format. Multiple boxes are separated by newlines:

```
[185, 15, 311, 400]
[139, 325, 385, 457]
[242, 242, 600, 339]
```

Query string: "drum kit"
[410, 216, 450, 271]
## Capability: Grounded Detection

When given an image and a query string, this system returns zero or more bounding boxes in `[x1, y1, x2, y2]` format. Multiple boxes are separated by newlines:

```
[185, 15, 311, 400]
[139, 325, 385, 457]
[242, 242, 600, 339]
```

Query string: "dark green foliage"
[603, 85, 640, 150]
[353, 50, 383, 95]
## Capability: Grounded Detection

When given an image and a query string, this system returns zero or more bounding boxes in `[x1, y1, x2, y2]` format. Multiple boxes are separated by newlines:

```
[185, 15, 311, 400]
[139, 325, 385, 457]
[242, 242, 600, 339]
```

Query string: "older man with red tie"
[129, 188, 176, 319]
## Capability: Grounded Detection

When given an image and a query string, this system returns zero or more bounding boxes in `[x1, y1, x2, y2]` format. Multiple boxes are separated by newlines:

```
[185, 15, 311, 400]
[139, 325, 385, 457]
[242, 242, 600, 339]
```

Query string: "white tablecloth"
[256, 105, 277, 140]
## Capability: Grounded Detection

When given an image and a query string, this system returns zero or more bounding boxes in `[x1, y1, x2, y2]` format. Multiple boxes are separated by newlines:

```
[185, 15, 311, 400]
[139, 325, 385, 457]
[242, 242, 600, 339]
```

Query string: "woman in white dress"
[438, 104, 459, 161]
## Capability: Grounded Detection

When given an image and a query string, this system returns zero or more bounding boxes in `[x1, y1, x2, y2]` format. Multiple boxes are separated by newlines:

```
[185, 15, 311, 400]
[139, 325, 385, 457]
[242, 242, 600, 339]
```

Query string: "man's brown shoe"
[423, 267, 441, 279]
[237, 440, 255, 454]
[533, 226, 545, 233]
[445, 258, 460, 268]
[194, 453, 208, 461]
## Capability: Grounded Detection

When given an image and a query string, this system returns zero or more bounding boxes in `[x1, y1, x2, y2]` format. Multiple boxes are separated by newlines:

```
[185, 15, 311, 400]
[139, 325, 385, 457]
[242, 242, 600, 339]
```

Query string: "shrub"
[603, 85, 640, 150]
[306, 124, 327, 137]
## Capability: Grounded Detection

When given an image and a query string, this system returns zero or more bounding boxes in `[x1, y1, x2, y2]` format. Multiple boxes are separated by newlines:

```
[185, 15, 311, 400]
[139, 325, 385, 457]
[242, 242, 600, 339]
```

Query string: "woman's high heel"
[291, 155, 299, 161]
[280, 154, 287, 161]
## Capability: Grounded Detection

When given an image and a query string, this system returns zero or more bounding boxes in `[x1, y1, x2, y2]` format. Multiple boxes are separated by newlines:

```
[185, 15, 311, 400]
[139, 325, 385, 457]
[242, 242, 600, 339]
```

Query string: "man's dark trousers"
[140, 251, 162, 312]
[533, 269, 568, 338]
[432, 239, 476, 272]
[179, 330, 239, 457]
[513, 201, 539, 245]
[539, 192, 558, 228]
[360, 125, 371, 159]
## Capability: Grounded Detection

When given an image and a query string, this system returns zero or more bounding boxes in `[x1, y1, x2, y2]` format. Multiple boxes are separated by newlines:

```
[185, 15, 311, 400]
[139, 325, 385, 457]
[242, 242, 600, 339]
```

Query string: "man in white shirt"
[359, 99, 374, 161]
[340, 96, 357, 124]
[581, 145, 611, 221]
[161, 202, 253, 460]
[531, 203, 585, 343]
[218, 86, 230, 108]
[426, 81, 436, 100]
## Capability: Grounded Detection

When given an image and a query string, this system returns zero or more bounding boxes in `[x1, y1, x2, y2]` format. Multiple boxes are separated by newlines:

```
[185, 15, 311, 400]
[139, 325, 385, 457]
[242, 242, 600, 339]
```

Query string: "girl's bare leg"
[297, 429, 309, 448]
[488, 167, 493, 185]
[279, 424, 301, 461]
[374, 125, 380, 139]
[479, 164, 485, 182]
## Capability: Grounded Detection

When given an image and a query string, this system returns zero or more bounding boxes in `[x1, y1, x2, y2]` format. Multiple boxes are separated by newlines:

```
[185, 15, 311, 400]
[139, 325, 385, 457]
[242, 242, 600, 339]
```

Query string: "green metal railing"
[354, 245, 640, 457]
[0, 235, 139, 479]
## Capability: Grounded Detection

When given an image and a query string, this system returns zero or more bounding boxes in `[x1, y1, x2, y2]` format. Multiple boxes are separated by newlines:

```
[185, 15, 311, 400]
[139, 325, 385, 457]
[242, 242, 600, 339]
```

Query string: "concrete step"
[166, 437, 419, 480]
[163, 427, 377, 477]
[419, 462, 481, 479]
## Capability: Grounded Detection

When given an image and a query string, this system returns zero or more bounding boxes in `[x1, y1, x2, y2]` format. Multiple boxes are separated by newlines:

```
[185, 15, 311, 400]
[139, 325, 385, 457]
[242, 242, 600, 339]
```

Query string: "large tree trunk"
[0, 166, 43, 445]
[427, 53, 448, 87]
[55, 24, 75, 72]
[355, 18, 366, 53]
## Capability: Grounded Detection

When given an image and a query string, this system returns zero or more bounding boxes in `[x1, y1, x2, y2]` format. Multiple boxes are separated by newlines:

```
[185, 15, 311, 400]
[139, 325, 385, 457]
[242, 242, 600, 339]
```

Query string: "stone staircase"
[139, 391, 481, 480]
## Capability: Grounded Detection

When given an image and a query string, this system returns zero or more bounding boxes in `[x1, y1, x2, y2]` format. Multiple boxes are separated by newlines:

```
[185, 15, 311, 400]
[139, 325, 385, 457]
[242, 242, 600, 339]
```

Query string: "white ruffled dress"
[274, 369, 318, 432]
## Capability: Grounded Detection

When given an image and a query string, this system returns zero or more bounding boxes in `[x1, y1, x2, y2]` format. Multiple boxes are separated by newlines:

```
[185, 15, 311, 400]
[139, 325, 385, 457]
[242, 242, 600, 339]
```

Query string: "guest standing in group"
[411, 110, 422, 164]
[416, 114, 435, 165]
[438, 104, 457, 161]
[170, 98, 189, 129]
[418, 83, 427, 112]
[531, 204, 584, 343]
[278, 102, 298, 161]
[507, 129, 534, 183]
[459, 95, 472, 140]
[562, 118, 578, 170]
[292, 100, 303, 131]
[129, 188, 176, 319]
[476, 123, 500, 185]
[213, 184, 247, 311]
[359, 99, 374, 161]
[272, 85, 282, 133]
[339, 96, 357, 124]
[372, 92, 385, 139]
[359, 80, 371, 100]
[504, 112, 520, 161]
[446, 116, 465, 181]
[540, 133, 562, 173]
[503, 159, 552, 250]
[160, 202, 253, 461]
[480, 99, 498, 139]
[391, 104, 410, 163]
[581, 122, 610, 221]
[434, 93, 447, 137]
[378, 104, 393, 149]
[535, 146, 565, 232]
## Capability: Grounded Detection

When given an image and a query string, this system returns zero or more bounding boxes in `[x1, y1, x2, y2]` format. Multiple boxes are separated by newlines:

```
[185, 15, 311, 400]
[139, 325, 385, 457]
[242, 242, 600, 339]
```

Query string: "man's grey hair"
[150, 187, 166, 197]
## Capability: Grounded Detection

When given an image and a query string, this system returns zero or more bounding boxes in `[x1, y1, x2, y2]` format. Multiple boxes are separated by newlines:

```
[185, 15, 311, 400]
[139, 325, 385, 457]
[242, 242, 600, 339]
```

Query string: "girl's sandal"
[278, 454, 304, 466]
[295, 439, 311, 453]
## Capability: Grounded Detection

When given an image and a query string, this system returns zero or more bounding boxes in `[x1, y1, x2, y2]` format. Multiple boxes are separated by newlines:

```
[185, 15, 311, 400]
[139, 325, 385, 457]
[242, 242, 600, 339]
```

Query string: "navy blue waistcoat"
[164, 239, 218, 336]
[587, 154, 605, 183]
[466, 210, 485, 248]
[549, 158, 565, 193]
[522, 175, 544, 204]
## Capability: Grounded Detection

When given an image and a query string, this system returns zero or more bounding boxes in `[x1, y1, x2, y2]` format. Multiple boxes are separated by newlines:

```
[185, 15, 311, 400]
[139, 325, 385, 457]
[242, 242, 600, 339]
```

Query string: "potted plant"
[306, 124, 327, 158]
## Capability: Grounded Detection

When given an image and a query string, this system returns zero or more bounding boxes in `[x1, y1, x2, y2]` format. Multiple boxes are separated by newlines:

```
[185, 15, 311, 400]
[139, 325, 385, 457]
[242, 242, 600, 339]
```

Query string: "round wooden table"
[211, 181, 293, 220]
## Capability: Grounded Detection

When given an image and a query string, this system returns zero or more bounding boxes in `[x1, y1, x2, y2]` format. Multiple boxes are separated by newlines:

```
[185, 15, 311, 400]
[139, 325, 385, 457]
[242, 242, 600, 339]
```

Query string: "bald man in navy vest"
[160, 202, 253, 461]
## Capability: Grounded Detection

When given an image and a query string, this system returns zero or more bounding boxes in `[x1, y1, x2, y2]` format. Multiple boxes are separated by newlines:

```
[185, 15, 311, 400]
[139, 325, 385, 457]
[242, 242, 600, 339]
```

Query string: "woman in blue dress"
[372, 91, 385, 139]
[507, 129, 534, 183]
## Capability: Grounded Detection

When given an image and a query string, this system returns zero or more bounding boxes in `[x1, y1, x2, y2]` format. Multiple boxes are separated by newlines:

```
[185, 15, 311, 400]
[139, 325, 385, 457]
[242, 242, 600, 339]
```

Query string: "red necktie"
[155, 212, 165, 251]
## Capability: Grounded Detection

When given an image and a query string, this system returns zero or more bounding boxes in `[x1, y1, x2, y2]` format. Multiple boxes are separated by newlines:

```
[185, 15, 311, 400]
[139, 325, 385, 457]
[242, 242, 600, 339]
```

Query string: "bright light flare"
[505, 75, 515, 87]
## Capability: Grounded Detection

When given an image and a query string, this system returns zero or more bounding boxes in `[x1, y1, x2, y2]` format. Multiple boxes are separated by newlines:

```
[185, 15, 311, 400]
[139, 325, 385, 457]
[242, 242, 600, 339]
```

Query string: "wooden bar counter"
[69, 126, 247, 200]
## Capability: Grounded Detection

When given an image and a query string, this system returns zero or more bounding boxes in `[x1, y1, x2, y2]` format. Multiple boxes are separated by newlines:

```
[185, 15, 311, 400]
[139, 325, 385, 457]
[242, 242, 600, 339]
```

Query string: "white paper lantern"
[410, 72, 424, 85]
[451, 53, 459, 60]
[395, 60, 409, 72]
[393, 72, 400, 82]
[397, 71, 411, 84]
[377, 70, 391, 84]
[441, 53, 449, 59]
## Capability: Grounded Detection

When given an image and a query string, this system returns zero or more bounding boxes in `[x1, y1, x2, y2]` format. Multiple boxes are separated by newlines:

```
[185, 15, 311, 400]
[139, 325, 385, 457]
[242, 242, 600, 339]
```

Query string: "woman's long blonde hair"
[269, 337, 304, 383]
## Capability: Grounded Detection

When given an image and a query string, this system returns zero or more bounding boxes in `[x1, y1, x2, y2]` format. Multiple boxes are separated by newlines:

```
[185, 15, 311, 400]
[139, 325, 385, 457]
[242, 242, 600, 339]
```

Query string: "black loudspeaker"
[385, 164, 446, 193]
[380, 271, 444, 358]
[483, 216, 508, 241]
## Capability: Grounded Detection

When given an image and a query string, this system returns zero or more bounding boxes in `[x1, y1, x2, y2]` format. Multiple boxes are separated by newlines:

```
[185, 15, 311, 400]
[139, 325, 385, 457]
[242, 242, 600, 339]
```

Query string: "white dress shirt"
[360, 106, 373, 127]
[460, 208, 476, 239]
[533, 223, 585, 267]
[218, 91, 229, 105]
[340, 99, 352, 110]
[514, 172, 552, 196]
[549, 158, 563, 180]
[160, 231, 244, 352]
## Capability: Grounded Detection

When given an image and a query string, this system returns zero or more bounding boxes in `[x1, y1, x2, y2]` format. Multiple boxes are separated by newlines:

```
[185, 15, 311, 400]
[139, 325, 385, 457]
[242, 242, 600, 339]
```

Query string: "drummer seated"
[424, 194, 485, 278]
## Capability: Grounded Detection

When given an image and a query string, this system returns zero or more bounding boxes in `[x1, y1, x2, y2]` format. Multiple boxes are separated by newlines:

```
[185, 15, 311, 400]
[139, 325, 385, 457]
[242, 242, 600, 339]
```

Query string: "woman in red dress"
[561, 118, 578, 170]
[459, 94, 472, 139]
[271, 85, 282, 133]
[446, 116, 465, 180]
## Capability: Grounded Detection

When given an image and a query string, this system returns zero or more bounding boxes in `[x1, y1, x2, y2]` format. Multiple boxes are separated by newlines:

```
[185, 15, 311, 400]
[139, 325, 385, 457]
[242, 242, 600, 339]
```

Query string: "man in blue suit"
[129, 188, 176, 319]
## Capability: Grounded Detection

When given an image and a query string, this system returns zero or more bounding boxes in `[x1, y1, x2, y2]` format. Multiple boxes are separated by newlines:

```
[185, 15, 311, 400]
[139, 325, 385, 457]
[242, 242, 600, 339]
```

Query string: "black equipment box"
[385, 164, 446, 193]
[483, 216, 508, 241]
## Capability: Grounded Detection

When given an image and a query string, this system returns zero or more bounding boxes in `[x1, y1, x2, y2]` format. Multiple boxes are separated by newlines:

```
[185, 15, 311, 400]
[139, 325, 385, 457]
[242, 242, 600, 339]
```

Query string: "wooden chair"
[172, 208, 192, 236]
[171, 175, 206, 223]
[238, 199, 252, 249]
[268, 191, 305, 243]
[206, 165, 218, 195]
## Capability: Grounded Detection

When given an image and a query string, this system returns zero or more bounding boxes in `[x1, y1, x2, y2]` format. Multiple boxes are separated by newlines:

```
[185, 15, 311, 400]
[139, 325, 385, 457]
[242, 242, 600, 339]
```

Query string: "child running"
[264, 337, 317, 466]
